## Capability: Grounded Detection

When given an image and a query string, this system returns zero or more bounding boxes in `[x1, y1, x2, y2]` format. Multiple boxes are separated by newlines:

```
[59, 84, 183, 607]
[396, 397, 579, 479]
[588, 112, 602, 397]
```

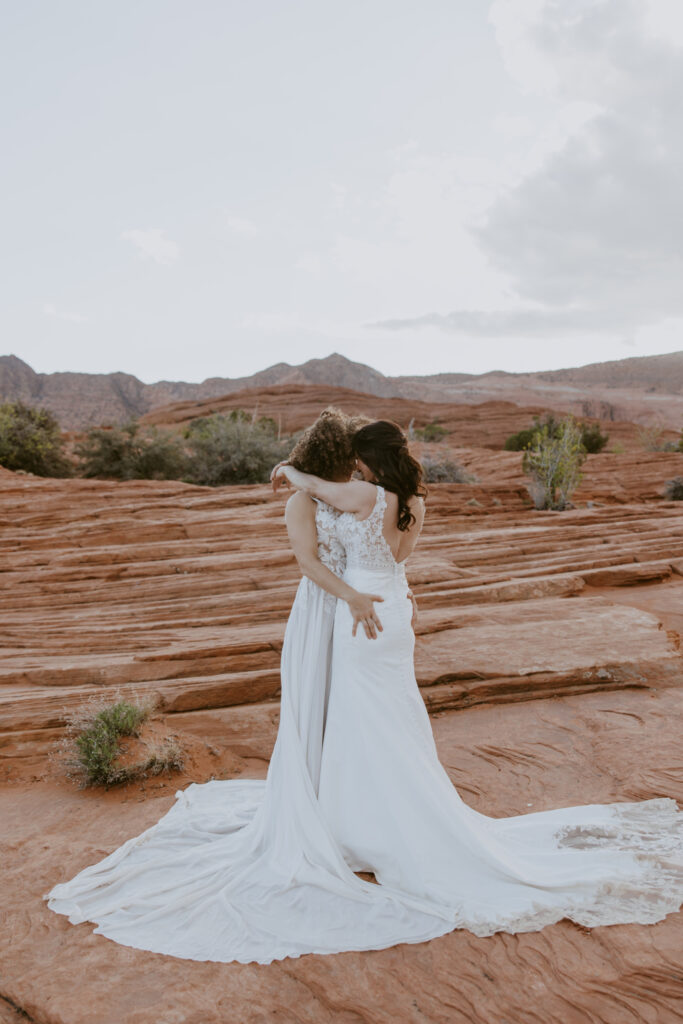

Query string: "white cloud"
[377, 0, 683, 340]
[120, 228, 180, 266]
[43, 302, 87, 323]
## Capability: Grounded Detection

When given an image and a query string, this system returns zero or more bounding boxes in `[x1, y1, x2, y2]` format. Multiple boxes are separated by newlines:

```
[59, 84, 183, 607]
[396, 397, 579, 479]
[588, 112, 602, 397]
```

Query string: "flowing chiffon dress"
[44, 491, 683, 962]
[43, 499, 457, 962]
[317, 485, 683, 935]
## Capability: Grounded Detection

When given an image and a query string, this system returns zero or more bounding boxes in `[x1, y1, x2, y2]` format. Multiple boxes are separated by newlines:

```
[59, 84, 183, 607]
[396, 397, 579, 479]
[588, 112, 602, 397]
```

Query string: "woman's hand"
[348, 591, 384, 640]
[407, 589, 418, 629]
[271, 461, 291, 493]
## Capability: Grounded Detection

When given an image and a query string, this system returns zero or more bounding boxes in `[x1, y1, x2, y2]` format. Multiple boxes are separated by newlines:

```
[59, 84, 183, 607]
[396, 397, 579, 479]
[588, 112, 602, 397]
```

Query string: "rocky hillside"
[3, 349, 683, 430]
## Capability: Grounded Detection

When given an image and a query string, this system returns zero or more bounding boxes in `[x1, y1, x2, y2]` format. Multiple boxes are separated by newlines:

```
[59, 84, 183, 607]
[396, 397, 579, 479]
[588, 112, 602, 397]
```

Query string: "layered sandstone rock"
[2, 447, 683, 1022]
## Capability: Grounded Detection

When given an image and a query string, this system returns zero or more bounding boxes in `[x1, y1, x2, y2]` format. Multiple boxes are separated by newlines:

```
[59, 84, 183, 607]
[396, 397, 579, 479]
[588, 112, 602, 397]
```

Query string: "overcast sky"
[3, 0, 683, 383]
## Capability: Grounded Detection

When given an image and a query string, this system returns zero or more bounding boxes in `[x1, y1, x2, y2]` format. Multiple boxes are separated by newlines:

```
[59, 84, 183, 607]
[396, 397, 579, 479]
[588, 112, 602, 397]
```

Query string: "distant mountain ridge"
[1, 350, 683, 431]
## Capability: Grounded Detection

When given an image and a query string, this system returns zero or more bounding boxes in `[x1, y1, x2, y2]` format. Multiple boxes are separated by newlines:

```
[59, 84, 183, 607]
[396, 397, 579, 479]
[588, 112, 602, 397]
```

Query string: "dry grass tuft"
[51, 692, 184, 788]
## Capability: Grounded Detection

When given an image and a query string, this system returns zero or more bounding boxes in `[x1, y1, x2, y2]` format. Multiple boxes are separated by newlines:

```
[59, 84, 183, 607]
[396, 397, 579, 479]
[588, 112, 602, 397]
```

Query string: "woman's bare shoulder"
[285, 490, 316, 522]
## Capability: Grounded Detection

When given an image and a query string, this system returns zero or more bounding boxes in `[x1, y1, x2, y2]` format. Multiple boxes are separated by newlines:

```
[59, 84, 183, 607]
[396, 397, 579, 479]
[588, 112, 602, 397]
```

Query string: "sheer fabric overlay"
[44, 489, 683, 962]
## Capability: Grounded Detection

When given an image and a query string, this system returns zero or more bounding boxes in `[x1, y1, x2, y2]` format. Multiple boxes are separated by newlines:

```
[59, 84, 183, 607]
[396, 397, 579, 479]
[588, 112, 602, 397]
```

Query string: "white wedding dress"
[317, 486, 683, 935]
[44, 489, 683, 962]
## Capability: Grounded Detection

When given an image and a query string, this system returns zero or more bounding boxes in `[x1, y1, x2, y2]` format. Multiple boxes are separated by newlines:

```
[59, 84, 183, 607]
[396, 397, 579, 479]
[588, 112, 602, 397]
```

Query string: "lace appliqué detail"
[459, 797, 683, 937]
[335, 486, 398, 571]
[312, 500, 345, 612]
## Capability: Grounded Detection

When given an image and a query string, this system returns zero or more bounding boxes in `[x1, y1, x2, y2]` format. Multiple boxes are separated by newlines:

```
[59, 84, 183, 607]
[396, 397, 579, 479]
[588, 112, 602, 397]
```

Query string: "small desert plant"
[414, 421, 448, 443]
[0, 401, 73, 477]
[636, 424, 666, 452]
[56, 695, 183, 788]
[579, 421, 610, 454]
[522, 415, 586, 510]
[421, 456, 476, 484]
[505, 414, 608, 454]
[75, 421, 188, 480]
[183, 410, 290, 486]
[664, 476, 683, 501]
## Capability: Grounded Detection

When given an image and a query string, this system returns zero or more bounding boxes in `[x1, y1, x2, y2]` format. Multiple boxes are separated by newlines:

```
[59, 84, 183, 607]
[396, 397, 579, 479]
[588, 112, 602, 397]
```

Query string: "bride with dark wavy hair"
[272, 418, 683, 939]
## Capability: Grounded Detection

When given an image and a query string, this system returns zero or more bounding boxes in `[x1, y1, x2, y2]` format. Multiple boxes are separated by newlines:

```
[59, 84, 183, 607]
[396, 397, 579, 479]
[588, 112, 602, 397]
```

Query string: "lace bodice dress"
[310, 499, 345, 602]
[335, 485, 399, 570]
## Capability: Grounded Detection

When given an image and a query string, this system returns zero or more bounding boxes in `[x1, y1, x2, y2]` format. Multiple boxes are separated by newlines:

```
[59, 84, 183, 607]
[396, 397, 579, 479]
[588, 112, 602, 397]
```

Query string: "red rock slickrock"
[138, 382, 681, 453]
[2, 428, 683, 1022]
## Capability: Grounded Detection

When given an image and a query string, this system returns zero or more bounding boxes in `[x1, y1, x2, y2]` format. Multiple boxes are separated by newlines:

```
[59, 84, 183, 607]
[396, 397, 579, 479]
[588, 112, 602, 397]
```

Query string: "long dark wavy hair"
[352, 420, 427, 531]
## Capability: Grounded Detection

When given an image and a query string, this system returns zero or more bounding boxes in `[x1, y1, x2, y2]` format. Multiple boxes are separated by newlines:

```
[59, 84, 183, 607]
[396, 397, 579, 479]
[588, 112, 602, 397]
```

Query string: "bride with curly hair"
[44, 408, 455, 963]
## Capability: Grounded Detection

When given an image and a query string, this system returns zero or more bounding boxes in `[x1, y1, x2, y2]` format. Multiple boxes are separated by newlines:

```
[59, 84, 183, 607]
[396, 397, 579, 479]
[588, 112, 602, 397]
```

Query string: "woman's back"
[334, 485, 424, 569]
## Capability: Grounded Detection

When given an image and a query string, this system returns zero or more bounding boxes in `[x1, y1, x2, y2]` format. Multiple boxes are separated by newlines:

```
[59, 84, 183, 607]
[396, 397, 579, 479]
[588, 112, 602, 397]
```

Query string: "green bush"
[54, 696, 184, 790]
[184, 411, 289, 486]
[74, 421, 188, 480]
[414, 421, 448, 443]
[421, 456, 475, 484]
[578, 421, 610, 454]
[505, 414, 608, 454]
[522, 415, 586, 510]
[664, 476, 683, 501]
[57, 696, 184, 788]
[0, 401, 72, 476]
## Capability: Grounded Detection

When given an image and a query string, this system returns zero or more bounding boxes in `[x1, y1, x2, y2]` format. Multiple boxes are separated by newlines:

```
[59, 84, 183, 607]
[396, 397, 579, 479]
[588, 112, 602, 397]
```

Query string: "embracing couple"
[45, 410, 683, 965]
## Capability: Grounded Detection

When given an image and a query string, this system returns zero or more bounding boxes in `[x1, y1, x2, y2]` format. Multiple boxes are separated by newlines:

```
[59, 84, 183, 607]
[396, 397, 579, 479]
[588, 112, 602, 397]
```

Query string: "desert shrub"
[414, 421, 448, 443]
[578, 422, 610, 454]
[56, 695, 184, 788]
[637, 425, 666, 451]
[522, 415, 586, 510]
[505, 414, 608, 454]
[184, 410, 290, 486]
[504, 426, 535, 452]
[0, 401, 73, 476]
[75, 420, 188, 480]
[421, 456, 475, 484]
[664, 476, 683, 501]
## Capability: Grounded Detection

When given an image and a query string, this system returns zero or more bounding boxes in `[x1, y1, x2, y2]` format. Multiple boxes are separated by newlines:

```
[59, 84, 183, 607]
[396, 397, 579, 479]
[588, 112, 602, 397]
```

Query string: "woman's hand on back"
[407, 589, 418, 629]
[348, 591, 384, 640]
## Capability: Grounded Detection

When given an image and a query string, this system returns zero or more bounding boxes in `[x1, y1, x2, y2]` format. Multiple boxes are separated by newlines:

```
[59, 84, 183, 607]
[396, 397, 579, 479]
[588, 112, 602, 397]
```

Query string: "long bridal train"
[44, 494, 683, 964]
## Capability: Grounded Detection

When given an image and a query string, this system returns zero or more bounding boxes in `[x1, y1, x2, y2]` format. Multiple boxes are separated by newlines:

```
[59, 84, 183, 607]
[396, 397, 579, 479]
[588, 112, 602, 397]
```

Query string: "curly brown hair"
[288, 407, 359, 481]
